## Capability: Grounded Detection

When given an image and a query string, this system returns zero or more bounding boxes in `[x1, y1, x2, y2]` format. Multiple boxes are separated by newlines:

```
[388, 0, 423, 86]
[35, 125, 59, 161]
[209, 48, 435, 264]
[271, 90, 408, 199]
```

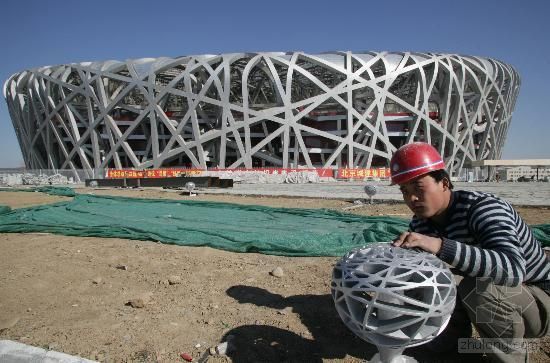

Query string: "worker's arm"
[436, 197, 525, 286]
[393, 198, 526, 286]
[393, 230, 442, 254]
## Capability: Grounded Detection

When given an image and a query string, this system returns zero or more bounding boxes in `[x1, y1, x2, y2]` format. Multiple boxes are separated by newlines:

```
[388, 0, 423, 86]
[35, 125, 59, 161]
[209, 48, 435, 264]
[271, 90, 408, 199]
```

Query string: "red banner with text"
[105, 169, 203, 179]
[105, 168, 335, 179]
[210, 168, 334, 177]
[337, 168, 391, 179]
[105, 168, 390, 179]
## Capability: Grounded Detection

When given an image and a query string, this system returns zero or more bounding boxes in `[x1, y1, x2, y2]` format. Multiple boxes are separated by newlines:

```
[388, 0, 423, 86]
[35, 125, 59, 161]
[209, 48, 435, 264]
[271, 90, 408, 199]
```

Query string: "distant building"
[503, 167, 550, 181]
[3, 52, 520, 178]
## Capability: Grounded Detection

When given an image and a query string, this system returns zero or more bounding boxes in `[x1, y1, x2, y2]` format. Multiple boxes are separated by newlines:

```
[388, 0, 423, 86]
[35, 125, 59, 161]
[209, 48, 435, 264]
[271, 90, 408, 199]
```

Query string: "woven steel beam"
[3, 52, 520, 176]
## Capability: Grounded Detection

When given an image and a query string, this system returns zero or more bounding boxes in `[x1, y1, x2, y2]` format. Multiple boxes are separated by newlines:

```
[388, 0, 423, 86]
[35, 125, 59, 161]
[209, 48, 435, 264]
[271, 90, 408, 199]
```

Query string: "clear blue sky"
[1, 0, 548, 167]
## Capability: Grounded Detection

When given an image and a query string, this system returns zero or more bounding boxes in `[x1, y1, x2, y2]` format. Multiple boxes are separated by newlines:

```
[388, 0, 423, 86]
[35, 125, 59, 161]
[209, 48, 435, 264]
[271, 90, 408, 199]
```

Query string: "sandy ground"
[0, 188, 549, 363]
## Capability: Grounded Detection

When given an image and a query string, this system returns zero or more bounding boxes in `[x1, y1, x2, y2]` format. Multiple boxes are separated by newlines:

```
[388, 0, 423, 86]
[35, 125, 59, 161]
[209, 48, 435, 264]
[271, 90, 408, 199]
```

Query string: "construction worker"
[390, 142, 549, 363]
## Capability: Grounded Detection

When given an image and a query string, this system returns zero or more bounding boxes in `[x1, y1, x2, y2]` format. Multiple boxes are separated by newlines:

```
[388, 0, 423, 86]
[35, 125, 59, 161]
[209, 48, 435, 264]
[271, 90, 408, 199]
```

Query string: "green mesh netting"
[0, 205, 11, 214]
[0, 194, 410, 256]
[533, 224, 550, 247]
[0, 193, 548, 255]
[33, 186, 77, 197]
[0, 186, 76, 197]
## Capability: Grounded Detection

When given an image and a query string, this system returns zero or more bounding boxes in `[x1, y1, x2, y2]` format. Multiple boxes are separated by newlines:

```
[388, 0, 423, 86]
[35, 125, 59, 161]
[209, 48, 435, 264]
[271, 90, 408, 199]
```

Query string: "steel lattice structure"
[331, 243, 456, 361]
[3, 52, 520, 177]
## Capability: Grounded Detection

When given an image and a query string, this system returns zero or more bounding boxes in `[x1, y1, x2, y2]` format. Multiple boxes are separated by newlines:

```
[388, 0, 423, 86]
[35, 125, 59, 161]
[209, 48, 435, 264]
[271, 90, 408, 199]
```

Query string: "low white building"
[503, 166, 550, 181]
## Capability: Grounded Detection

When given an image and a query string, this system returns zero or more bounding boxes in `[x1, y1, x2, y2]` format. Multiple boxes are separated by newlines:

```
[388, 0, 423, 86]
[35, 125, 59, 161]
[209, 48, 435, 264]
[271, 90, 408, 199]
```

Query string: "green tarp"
[0, 194, 410, 256]
[533, 224, 550, 247]
[0, 192, 548, 256]
[0, 186, 76, 197]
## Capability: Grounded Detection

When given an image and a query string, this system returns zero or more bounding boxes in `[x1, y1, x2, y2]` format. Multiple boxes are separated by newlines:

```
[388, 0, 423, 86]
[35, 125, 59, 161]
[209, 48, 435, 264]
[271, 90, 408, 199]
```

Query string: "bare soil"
[0, 188, 549, 362]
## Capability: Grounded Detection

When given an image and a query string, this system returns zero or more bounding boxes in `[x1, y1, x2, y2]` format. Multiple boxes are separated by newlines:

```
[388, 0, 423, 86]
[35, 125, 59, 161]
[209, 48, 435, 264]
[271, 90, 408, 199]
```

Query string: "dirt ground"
[0, 188, 549, 363]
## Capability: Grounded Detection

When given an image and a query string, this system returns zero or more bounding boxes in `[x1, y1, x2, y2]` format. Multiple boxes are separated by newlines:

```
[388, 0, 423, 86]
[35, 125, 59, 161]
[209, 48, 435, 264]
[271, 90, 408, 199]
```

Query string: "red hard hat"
[390, 142, 445, 185]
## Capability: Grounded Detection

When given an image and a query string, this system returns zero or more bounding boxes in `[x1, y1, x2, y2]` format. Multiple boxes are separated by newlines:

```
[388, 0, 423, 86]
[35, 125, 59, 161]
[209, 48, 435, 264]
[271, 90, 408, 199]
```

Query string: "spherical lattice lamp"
[331, 243, 456, 363]
[364, 185, 377, 204]
[185, 181, 196, 196]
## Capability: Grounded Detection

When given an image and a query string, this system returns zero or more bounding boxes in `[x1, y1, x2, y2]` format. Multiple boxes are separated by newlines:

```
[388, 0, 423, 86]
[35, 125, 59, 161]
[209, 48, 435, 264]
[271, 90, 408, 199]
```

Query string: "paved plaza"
[200, 181, 550, 206]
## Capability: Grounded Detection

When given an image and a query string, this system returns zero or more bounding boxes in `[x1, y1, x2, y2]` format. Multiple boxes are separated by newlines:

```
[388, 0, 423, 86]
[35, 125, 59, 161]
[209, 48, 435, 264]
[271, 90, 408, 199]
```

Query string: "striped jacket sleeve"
[436, 197, 526, 286]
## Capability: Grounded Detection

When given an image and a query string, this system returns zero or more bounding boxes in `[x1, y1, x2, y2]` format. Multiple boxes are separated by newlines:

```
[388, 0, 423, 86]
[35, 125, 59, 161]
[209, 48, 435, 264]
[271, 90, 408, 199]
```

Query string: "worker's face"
[399, 174, 450, 219]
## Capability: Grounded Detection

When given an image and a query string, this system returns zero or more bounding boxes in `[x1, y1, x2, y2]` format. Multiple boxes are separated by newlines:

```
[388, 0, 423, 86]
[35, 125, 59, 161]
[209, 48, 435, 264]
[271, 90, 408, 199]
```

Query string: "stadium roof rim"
[6, 51, 516, 80]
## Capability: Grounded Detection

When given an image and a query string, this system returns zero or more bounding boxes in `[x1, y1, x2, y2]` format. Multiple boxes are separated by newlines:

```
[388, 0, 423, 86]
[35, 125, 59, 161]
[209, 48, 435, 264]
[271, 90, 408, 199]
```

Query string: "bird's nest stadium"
[3, 51, 520, 178]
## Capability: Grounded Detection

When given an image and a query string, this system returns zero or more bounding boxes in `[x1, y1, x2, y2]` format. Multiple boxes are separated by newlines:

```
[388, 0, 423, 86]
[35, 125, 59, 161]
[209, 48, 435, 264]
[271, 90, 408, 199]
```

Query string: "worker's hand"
[392, 232, 442, 255]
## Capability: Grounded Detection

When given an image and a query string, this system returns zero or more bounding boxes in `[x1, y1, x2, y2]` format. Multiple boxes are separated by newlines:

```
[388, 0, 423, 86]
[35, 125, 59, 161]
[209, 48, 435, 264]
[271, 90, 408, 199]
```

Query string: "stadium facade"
[3, 52, 520, 178]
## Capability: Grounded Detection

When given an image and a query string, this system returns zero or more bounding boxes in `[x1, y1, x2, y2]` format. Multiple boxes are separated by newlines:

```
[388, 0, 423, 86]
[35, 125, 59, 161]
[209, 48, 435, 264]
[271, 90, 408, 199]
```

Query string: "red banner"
[210, 168, 334, 177]
[337, 168, 391, 179]
[106, 169, 203, 179]
[105, 168, 334, 179]
[105, 168, 392, 179]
